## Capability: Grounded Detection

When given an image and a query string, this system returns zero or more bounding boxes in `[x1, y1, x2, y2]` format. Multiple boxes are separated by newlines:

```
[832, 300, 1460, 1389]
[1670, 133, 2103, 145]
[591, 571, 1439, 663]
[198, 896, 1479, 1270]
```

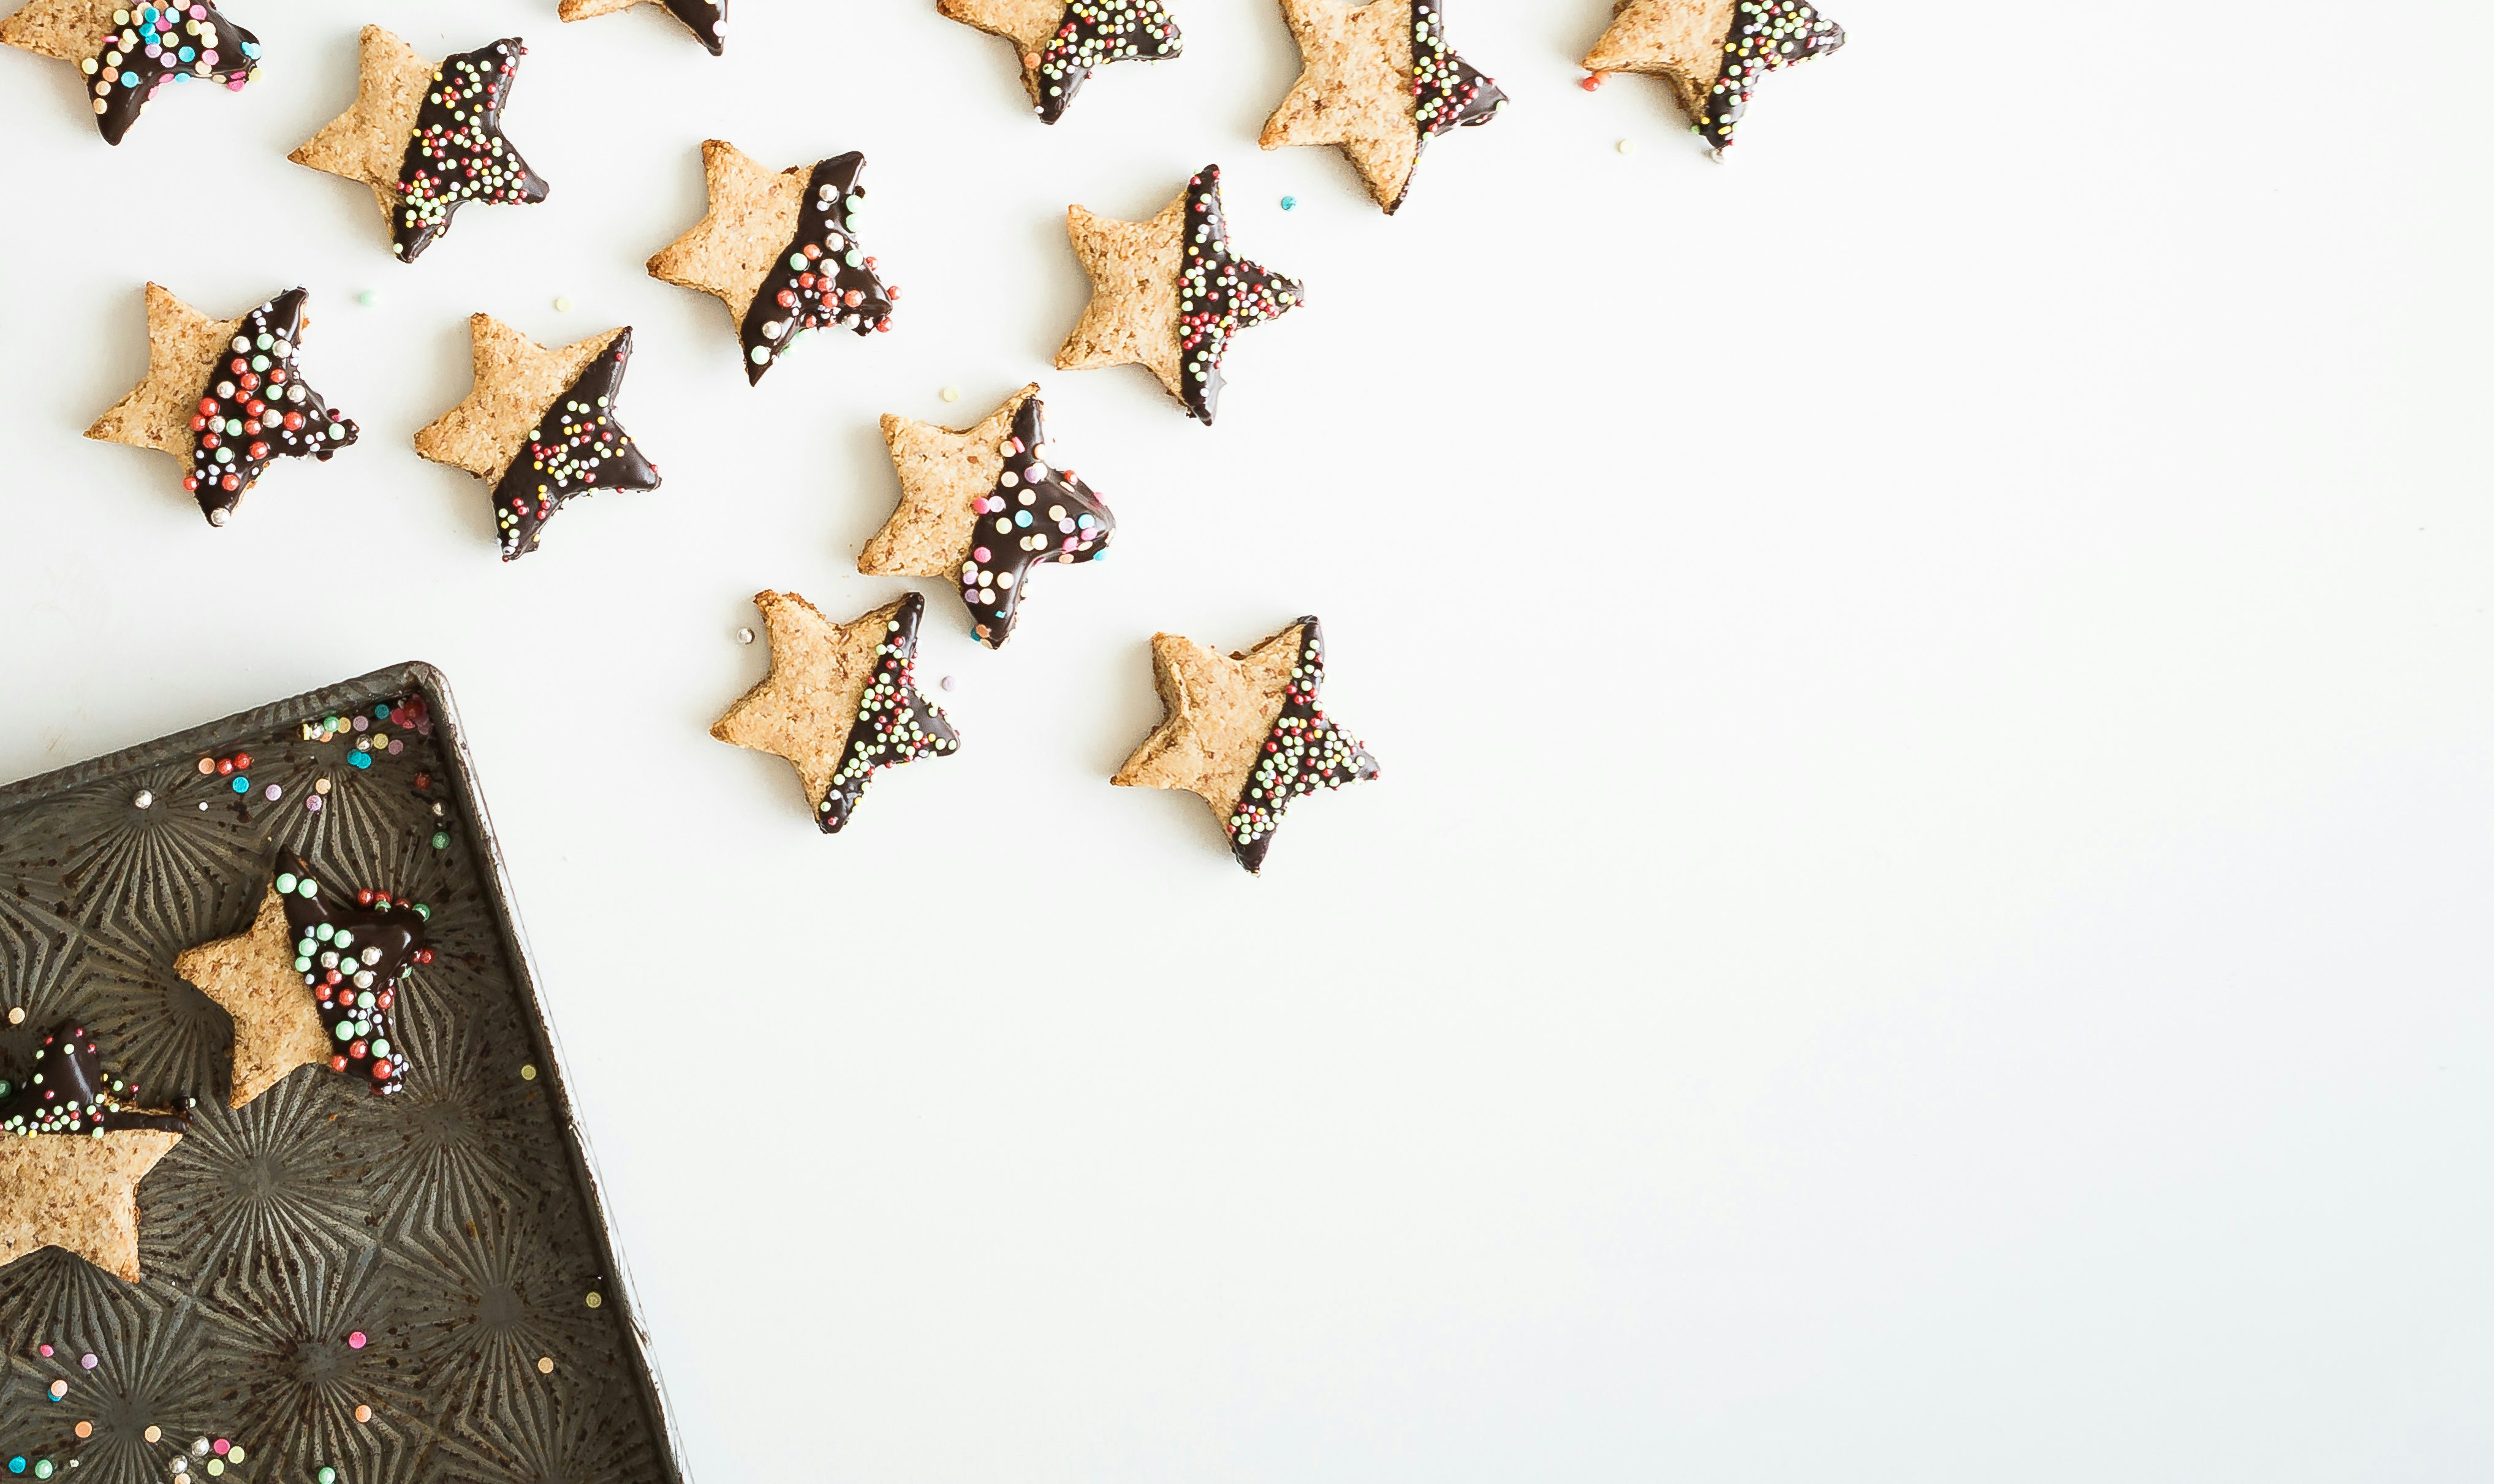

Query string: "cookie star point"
[941, 0, 1181, 123]
[1115, 616, 1379, 873]
[2, 0, 262, 143]
[172, 887, 332, 1108]
[1261, 0, 1505, 213]
[713, 591, 960, 831]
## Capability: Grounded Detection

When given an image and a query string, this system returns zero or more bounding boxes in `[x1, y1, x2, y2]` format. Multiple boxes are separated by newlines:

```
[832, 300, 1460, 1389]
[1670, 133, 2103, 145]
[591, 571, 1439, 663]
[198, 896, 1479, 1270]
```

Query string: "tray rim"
[1, 660, 690, 1484]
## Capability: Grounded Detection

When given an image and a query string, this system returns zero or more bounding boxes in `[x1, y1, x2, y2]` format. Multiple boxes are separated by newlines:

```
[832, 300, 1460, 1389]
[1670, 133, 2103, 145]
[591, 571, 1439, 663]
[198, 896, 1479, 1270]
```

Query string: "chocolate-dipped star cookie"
[939, 0, 1180, 123]
[863, 385, 1114, 648]
[174, 852, 432, 1104]
[414, 314, 661, 561]
[1058, 164, 1302, 425]
[1, 1023, 188, 1282]
[0, 0, 260, 144]
[289, 28, 550, 263]
[646, 140, 898, 385]
[559, 0, 724, 55]
[1260, 0, 1504, 214]
[86, 285, 360, 526]
[713, 591, 959, 833]
[1114, 616, 1379, 873]
[1584, 0, 1843, 153]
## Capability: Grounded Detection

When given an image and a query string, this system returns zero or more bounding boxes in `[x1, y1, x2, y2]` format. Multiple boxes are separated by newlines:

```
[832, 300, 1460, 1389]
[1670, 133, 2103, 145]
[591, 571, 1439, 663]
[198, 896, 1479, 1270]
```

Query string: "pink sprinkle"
[347, 1331, 367, 1350]
[212, 1440, 229, 1456]
[972, 547, 990, 562]
[388, 740, 404, 755]
[305, 795, 324, 812]
[80, 1353, 97, 1369]
[264, 784, 283, 801]
[352, 716, 370, 732]
[37, 1344, 52, 1357]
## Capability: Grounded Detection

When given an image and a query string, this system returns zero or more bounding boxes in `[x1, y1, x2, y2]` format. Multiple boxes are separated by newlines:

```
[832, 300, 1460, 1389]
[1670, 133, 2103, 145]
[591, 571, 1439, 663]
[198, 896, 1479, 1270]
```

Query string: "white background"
[4, 2, 2492, 1478]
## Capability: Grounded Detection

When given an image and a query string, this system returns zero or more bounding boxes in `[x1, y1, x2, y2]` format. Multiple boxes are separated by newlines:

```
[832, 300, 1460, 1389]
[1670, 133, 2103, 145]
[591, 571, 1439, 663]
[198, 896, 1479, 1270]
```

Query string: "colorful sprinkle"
[134, 789, 154, 809]
[552, 295, 574, 312]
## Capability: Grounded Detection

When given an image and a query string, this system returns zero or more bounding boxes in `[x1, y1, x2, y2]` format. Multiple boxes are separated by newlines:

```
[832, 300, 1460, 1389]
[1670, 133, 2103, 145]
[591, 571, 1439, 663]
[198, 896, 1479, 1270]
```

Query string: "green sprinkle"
[431, 833, 449, 850]
[275, 872, 298, 893]
[319, 1469, 337, 1484]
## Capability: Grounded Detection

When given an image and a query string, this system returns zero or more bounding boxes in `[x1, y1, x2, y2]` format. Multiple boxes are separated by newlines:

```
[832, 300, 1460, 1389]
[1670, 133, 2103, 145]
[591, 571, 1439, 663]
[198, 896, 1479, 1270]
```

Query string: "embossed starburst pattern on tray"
[0, 665, 677, 1484]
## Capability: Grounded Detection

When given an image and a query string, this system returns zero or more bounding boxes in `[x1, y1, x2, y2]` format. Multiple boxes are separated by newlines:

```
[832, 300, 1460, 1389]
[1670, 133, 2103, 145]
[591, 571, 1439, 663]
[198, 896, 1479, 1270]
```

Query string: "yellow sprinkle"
[6, 1007, 22, 1026]
[1616, 138, 1636, 154]
[585, 1292, 602, 1309]
[939, 387, 960, 403]
[520, 1064, 537, 1081]
[146, 1427, 162, 1444]
[536, 1356, 555, 1374]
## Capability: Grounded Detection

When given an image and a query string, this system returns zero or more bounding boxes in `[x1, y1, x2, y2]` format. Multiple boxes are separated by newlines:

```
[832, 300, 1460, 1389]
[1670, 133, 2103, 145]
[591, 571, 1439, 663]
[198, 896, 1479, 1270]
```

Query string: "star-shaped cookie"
[1583, 0, 1843, 153]
[86, 284, 360, 526]
[174, 854, 431, 1105]
[1260, 0, 1506, 213]
[413, 314, 662, 561]
[646, 139, 898, 385]
[863, 384, 1115, 648]
[939, 0, 1180, 123]
[289, 28, 550, 262]
[1058, 164, 1303, 425]
[558, 0, 724, 55]
[0, 1023, 188, 1282]
[0, 0, 260, 143]
[713, 591, 960, 833]
[1113, 616, 1379, 873]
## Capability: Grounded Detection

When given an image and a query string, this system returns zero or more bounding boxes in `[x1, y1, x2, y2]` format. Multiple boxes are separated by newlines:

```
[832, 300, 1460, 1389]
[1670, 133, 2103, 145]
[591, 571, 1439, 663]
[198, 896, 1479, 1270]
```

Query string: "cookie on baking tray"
[0, 0, 260, 144]
[863, 384, 1114, 648]
[413, 314, 662, 561]
[646, 139, 898, 385]
[290, 27, 550, 262]
[1260, 0, 1505, 214]
[712, 591, 959, 834]
[0, 1023, 189, 1282]
[173, 850, 433, 1105]
[1113, 615, 1379, 873]
[939, 0, 1180, 123]
[559, 0, 724, 56]
[1583, 0, 1843, 153]
[1058, 164, 1302, 425]
[86, 284, 360, 526]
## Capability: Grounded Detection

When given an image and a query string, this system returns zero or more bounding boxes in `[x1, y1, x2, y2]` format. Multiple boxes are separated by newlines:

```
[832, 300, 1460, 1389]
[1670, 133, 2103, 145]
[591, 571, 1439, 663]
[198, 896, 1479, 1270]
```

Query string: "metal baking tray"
[0, 664, 681, 1484]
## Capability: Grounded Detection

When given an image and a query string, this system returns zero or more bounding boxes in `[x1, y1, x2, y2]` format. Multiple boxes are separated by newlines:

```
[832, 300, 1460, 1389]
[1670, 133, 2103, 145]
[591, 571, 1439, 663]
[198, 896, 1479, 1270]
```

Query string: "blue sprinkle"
[230, 776, 249, 794]
[373, 703, 389, 719]
[10, 1457, 26, 1474]
[348, 752, 373, 771]
[1281, 196, 1297, 211]
[1015, 512, 1033, 528]
[241, 40, 259, 56]
[178, 45, 192, 59]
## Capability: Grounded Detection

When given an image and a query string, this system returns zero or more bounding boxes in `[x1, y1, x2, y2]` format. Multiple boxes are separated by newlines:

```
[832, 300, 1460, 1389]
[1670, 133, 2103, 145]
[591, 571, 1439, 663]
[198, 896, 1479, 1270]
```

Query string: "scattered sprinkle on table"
[940, 386, 960, 403]
[939, 675, 957, 692]
[358, 291, 382, 307]
[737, 626, 756, 645]
[145, 1428, 161, 1444]
[1281, 195, 1296, 210]
[536, 1356, 555, 1374]
[134, 790, 153, 809]
[354, 1406, 372, 1424]
[347, 1331, 366, 1350]
[553, 295, 574, 312]
[7, 1009, 23, 1026]
[1617, 138, 1635, 154]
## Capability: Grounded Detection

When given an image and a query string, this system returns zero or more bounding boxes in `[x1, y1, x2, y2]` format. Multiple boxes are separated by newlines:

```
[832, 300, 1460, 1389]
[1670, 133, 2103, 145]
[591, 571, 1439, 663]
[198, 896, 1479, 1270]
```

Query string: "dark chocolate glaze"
[489, 330, 660, 561]
[1398, 1, 1506, 213]
[1702, 1, 1844, 150]
[0, 1024, 188, 1135]
[184, 289, 359, 526]
[1226, 616, 1379, 874]
[1031, 0, 1180, 124]
[84, 1, 259, 146]
[818, 592, 957, 833]
[1175, 165, 1302, 426]
[393, 38, 550, 263]
[738, 153, 894, 385]
[661, 0, 726, 55]
[959, 396, 1113, 647]
[270, 849, 428, 1098]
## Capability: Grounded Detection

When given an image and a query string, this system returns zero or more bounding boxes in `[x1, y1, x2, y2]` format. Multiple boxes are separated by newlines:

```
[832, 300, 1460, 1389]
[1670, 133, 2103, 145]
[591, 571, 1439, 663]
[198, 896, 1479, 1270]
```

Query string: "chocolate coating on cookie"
[1177, 165, 1302, 426]
[269, 849, 431, 1097]
[393, 38, 549, 262]
[489, 330, 660, 560]
[1034, 0, 1180, 123]
[819, 592, 958, 833]
[83, 1, 261, 145]
[1227, 616, 1378, 873]
[1411, 1, 1503, 140]
[961, 397, 1112, 646]
[1702, 1, 1844, 150]
[740, 153, 895, 384]
[186, 289, 359, 526]
[0, 1025, 188, 1136]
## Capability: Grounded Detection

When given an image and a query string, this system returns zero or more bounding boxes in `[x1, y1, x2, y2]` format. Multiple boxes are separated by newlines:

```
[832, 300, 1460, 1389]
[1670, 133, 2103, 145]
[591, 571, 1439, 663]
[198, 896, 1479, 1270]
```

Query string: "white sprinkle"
[939, 387, 960, 403]
[553, 295, 575, 312]
[737, 626, 756, 645]
[1617, 138, 1636, 154]
[134, 790, 154, 809]
[939, 675, 957, 692]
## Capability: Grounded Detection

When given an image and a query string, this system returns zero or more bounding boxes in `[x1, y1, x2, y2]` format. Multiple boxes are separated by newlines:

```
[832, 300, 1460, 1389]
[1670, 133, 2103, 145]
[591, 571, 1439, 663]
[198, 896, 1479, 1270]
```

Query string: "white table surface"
[4, 2, 2491, 1478]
